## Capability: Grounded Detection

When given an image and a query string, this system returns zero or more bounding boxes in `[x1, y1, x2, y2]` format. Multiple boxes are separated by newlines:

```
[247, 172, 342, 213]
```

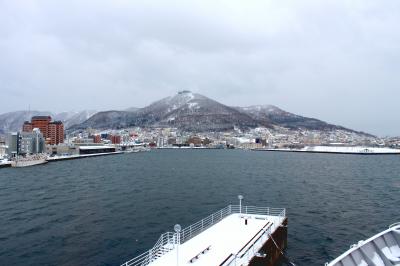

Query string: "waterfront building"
[19, 129, 45, 155]
[79, 145, 116, 154]
[48, 121, 64, 145]
[6, 132, 18, 157]
[22, 116, 64, 145]
[203, 137, 212, 146]
[93, 135, 102, 143]
[54, 143, 78, 156]
[0, 143, 7, 158]
[73, 137, 94, 144]
[31, 116, 51, 137]
[157, 137, 166, 147]
[240, 141, 263, 150]
[148, 142, 157, 148]
[186, 136, 202, 146]
[6, 129, 45, 156]
[109, 135, 121, 144]
[167, 137, 177, 145]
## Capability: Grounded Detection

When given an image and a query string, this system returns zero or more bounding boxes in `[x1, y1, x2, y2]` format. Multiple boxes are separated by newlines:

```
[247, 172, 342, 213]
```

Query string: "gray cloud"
[0, 0, 399, 136]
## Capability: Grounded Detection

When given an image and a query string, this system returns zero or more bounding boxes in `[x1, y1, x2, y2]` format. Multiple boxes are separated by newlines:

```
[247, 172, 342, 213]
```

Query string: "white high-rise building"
[6, 129, 45, 156]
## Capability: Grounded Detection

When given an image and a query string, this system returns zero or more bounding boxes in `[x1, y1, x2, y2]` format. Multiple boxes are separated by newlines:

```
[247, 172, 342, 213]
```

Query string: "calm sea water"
[0, 150, 399, 266]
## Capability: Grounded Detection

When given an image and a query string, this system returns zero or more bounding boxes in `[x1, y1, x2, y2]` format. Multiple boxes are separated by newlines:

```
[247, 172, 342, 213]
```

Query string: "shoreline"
[47, 151, 124, 162]
[252, 148, 400, 155]
[1, 151, 126, 168]
[0, 162, 12, 168]
[2, 147, 399, 169]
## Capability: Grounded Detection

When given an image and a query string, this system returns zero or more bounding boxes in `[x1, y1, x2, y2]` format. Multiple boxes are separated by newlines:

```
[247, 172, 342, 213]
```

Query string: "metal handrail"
[389, 222, 400, 229]
[121, 205, 286, 266]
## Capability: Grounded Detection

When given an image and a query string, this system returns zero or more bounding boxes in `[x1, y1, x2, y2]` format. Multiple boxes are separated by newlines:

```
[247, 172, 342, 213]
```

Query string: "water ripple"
[0, 150, 399, 266]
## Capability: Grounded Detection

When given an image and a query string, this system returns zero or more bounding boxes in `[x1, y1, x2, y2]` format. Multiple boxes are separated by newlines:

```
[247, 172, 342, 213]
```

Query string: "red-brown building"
[93, 135, 101, 143]
[186, 136, 202, 146]
[48, 121, 64, 145]
[22, 116, 64, 145]
[32, 116, 51, 137]
[109, 135, 121, 144]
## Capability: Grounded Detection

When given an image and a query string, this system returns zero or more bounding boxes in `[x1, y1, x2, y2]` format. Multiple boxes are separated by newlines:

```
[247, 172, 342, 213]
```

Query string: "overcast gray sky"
[0, 0, 399, 136]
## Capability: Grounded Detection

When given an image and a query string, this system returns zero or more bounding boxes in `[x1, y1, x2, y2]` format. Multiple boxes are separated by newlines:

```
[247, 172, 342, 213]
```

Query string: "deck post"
[238, 195, 243, 214]
[174, 224, 181, 266]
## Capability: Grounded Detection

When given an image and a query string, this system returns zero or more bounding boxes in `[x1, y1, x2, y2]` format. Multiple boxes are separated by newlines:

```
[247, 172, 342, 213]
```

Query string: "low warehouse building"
[79, 146, 116, 155]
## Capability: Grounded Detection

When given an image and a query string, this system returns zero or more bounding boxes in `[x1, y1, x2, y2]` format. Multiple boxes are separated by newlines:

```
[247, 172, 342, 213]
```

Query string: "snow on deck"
[149, 213, 281, 266]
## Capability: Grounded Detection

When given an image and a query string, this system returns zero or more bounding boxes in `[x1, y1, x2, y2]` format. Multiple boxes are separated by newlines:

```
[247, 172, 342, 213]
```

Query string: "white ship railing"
[121, 205, 286, 266]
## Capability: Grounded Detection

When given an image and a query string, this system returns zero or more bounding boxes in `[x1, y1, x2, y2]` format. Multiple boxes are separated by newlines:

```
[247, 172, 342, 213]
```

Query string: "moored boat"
[0, 159, 12, 168]
[11, 154, 48, 168]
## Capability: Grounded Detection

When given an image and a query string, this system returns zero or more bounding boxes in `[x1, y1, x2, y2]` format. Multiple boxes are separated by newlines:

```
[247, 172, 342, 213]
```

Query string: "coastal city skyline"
[0, 90, 399, 139]
[2, 90, 400, 157]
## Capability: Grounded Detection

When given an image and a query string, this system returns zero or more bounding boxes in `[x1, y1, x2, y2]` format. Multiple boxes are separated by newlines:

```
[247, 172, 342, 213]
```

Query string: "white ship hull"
[11, 158, 48, 168]
[327, 223, 400, 266]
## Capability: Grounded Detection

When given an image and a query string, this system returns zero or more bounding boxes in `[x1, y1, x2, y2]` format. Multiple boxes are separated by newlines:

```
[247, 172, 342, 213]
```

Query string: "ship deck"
[122, 205, 286, 266]
[149, 213, 282, 266]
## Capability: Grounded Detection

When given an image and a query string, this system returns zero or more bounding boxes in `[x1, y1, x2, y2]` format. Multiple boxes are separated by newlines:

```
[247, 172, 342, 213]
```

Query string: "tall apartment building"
[22, 116, 64, 145]
[48, 121, 64, 145]
[23, 116, 51, 136]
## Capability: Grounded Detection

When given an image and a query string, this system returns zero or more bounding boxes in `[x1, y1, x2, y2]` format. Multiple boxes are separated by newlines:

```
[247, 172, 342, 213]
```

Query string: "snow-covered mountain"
[75, 91, 258, 131]
[74, 91, 370, 134]
[136, 91, 258, 130]
[1, 92, 373, 136]
[124, 107, 139, 112]
[0, 110, 97, 134]
[53, 110, 98, 129]
[236, 105, 373, 136]
[237, 105, 345, 131]
[74, 110, 134, 129]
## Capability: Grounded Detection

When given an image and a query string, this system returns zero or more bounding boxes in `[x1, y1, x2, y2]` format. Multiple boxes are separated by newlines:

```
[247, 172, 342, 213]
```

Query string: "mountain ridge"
[70, 91, 373, 136]
[0, 92, 374, 137]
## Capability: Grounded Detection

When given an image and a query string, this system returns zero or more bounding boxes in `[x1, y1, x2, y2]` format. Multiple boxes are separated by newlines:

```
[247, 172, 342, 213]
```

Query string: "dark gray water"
[0, 150, 399, 266]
